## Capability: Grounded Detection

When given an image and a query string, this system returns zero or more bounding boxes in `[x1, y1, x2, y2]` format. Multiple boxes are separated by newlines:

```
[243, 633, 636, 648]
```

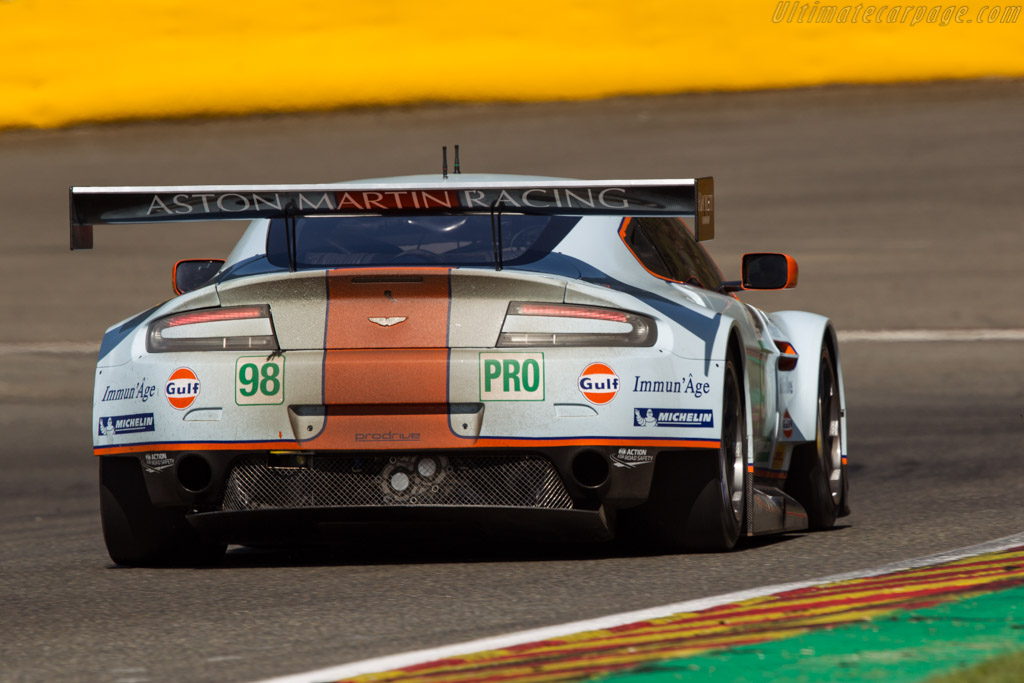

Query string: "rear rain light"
[164, 308, 263, 327]
[147, 305, 279, 352]
[514, 304, 629, 323]
[774, 340, 798, 371]
[497, 302, 656, 348]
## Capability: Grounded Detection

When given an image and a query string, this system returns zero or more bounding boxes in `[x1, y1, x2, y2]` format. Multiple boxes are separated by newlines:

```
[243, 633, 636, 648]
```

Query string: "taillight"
[497, 302, 656, 347]
[147, 305, 278, 352]
[774, 340, 798, 371]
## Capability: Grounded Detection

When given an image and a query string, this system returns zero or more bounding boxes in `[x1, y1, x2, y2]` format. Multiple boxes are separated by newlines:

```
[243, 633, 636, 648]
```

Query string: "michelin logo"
[634, 408, 714, 428]
[98, 413, 155, 436]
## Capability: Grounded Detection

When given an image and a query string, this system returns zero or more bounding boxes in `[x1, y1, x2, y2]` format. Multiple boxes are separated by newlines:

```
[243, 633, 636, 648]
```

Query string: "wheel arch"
[722, 324, 750, 430]
[768, 311, 847, 463]
[718, 323, 754, 460]
[724, 324, 756, 535]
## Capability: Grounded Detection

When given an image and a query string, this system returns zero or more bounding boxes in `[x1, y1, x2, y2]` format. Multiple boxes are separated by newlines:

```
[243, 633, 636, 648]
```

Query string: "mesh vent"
[221, 454, 573, 511]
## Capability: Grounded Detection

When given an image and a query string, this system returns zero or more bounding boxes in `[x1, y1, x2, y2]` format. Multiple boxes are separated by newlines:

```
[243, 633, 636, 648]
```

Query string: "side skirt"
[748, 485, 809, 535]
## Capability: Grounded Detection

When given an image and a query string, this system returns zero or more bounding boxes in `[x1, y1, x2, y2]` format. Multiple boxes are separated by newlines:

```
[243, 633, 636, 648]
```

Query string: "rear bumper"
[117, 444, 687, 543]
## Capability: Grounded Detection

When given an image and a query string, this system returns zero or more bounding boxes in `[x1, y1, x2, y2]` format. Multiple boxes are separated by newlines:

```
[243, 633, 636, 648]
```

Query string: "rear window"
[266, 215, 580, 269]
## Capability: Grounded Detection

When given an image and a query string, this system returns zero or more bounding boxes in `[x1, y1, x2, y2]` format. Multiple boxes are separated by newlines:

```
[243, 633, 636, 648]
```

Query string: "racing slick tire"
[785, 343, 846, 530]
[626, 355, 747, 552]
[100, 457, 226, 566]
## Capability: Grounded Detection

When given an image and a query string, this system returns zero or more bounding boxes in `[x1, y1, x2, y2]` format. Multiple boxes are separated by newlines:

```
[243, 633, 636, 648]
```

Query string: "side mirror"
[741, 253, 798, 290]
[173, 259, 225, 295]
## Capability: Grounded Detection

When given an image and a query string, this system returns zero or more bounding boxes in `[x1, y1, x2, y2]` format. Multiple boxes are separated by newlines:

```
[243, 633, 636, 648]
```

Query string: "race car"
[70, 172, 849, 566]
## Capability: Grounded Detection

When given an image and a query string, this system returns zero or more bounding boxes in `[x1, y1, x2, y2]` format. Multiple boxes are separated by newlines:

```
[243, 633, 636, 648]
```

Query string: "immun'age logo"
[578, 363, 619, 405]
[166, 367, 201, 410]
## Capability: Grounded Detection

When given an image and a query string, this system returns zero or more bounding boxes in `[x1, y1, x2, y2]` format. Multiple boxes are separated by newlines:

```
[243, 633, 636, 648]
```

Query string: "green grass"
[925, 650, 1024, 683]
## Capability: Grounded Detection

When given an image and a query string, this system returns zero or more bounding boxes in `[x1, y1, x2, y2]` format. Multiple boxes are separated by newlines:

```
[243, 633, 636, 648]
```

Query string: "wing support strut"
[284, 205, 298, 272]
[489, 199, 504, 271]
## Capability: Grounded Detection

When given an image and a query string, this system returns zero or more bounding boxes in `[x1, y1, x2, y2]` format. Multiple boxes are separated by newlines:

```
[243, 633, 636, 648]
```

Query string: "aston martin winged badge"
[368, 316, 407, 327]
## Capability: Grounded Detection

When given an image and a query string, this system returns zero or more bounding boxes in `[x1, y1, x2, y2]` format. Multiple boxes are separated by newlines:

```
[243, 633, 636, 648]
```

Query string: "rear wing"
[69, 177, 714, 250]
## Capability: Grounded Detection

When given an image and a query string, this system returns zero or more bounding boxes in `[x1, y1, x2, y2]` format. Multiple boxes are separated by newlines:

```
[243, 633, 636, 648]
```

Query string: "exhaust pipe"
[572, 449, 609, 488]
[176, 454, 213, 493]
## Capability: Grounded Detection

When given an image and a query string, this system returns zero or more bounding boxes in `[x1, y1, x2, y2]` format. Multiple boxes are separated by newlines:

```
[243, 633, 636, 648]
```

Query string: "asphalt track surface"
[1, 80, 1023, 683]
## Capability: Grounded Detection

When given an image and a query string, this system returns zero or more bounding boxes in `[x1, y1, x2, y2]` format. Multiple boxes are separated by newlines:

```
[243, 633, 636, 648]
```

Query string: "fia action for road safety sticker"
[611, 447, 654, 468]
[142, 452, 174, 474]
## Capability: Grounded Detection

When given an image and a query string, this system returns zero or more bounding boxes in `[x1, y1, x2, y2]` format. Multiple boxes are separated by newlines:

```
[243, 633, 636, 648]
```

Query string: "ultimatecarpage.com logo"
[771, 3, 1020, 25]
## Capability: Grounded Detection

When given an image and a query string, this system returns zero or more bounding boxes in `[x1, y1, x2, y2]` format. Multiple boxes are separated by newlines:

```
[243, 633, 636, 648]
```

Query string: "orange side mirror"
[741, 253, 798, 290]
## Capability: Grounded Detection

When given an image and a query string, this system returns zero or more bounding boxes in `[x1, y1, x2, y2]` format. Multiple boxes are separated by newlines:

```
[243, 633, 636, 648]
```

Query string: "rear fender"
[565, 280, 732, 363]
[769, 311, 845, 459]
[98, 285, 222, 367]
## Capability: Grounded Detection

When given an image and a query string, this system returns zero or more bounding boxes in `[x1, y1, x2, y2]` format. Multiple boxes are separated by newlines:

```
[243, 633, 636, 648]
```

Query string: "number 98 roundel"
[235, 357, 284, 406]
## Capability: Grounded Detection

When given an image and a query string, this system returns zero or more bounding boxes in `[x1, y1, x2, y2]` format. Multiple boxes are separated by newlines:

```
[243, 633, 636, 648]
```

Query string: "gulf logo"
[578, 362, 620, 405]
[166, 367, 201, 410]
[782, 410, 794, 438]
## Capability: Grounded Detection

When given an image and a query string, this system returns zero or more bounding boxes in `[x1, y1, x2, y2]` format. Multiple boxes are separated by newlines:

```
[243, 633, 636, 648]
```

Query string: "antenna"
[442, 146, 448, 180]
[454, 145, 461, 174]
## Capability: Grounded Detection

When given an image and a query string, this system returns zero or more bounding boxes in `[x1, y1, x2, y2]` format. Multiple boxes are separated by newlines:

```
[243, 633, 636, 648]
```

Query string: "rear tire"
[630, 356, 747, 552]
[100, 457, 226, 566]
[785, 343, 845, 530]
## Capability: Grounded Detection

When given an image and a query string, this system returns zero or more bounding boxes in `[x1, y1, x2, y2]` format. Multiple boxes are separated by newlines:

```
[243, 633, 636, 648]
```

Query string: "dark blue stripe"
[97, 305, 160, 362]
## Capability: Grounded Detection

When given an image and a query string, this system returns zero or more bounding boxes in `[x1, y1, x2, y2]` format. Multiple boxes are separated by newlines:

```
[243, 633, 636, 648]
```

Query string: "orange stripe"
[325, 268, 450, 349]
[474, 438, 720, 449]
[322, 349, 449, 404]
[94, 440, 302, 455]
[93, 437, 721, 456]
[307, 267, 454, 448]
[306, 352, 453, 448]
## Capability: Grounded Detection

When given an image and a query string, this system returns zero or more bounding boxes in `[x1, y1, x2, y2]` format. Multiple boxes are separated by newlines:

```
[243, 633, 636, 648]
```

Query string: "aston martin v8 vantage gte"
[70, 174, 849, 565]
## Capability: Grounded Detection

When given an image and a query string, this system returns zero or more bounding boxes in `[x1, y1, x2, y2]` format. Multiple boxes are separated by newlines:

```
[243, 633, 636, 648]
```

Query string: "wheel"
[785, 343, 845, 530]
[683, 356, 747, 550]
[626, 355, 747, 552]
[100, 457, 226, 566]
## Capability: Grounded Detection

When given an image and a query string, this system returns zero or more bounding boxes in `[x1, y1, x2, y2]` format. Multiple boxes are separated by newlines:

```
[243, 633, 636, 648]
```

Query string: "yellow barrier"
[2, 0, 1022, 129]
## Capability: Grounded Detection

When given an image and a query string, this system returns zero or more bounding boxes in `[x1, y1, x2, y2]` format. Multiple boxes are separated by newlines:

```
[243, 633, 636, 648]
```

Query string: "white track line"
[839, 329, 1024, 342]
[254, 531, 1024, 683]
[0, 330, 1021, 357]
